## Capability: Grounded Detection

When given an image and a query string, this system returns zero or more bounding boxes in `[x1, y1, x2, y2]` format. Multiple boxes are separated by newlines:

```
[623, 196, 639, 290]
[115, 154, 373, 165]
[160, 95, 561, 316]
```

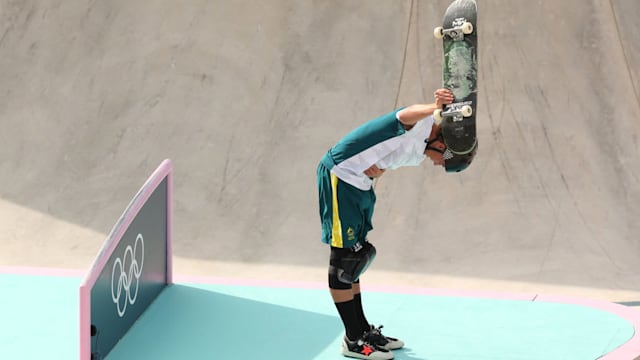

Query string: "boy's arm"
[396, 104, 440, 127]
[364, 164, 385, 178]
[397, 88, 454, 127]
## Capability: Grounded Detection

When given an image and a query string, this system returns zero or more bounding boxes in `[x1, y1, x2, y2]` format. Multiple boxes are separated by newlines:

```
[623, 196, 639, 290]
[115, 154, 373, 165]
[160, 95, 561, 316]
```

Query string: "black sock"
[353, 293, 371, 334]
[335, 299, 364, 340]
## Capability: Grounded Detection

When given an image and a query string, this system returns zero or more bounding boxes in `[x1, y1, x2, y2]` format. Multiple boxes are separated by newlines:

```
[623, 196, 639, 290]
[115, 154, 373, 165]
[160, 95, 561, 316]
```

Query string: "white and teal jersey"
[324, 109, 434, 191]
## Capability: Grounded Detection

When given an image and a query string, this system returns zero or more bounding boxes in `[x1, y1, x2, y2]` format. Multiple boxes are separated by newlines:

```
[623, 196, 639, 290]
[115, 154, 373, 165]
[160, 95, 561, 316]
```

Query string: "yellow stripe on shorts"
[330, 173, 343, 248]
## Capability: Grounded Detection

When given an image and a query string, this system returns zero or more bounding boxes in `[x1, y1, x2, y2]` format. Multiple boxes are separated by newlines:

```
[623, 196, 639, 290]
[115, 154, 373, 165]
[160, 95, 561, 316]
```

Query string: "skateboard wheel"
[461, 105, 473, 117]
[434, 27, 444, 39]
[434, 109, 443, 123]
[462, 22, 474, 35]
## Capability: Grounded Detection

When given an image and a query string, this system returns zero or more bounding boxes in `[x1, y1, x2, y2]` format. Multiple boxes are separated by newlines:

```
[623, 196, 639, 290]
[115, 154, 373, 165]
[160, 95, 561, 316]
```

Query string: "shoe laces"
[351, 337, 387, 353]
[364, 325, 388, 346]
[371, 324, 384, 334]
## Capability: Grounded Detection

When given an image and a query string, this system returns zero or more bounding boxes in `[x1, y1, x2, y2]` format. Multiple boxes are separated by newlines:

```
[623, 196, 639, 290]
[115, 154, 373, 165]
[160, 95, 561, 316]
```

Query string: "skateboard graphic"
[433, 0, 478, 155]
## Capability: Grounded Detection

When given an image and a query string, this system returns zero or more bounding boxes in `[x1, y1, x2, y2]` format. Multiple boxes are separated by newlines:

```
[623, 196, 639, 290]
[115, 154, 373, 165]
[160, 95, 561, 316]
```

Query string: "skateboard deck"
[434, 0, 478, 155]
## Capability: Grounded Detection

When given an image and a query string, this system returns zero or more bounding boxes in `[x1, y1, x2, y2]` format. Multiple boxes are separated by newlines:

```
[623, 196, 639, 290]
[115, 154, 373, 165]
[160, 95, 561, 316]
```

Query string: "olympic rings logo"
[111, 233, 145, 318]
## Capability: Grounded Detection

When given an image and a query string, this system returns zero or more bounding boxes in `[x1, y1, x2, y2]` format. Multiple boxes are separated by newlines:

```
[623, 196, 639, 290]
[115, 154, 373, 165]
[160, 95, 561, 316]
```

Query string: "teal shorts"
[317, 159, 376, 249]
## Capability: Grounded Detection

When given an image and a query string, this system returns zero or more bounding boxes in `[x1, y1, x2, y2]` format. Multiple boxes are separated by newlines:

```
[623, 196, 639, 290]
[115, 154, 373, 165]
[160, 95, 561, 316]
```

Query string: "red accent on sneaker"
[361, 345, 374, 356]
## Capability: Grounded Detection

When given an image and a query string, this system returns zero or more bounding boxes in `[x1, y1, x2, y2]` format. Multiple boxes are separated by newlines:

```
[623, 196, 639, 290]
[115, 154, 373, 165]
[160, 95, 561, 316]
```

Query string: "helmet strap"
[425, 134, 445, 154]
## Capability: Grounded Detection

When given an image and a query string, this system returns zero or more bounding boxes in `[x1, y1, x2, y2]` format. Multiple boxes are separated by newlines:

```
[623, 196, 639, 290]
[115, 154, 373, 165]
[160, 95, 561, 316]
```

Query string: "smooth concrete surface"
[1, 0, 640, 304]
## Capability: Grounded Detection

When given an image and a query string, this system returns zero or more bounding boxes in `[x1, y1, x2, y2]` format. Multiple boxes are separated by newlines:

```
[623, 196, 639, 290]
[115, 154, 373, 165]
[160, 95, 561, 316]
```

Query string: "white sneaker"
[341, 335, 394, 360]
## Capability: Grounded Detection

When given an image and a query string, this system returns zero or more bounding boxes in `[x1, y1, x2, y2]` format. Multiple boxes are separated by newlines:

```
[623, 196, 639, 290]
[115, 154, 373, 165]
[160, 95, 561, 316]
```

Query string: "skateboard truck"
[433, 103, 473, 124]
[434, 19, 474, 41]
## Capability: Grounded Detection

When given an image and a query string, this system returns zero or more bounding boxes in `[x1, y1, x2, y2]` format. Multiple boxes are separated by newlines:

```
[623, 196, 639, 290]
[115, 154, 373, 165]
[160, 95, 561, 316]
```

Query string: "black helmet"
[443, 141, 478, 173]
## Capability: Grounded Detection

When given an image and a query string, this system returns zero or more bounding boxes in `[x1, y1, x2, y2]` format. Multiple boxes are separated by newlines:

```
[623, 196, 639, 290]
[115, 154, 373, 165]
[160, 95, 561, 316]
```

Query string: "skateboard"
[433, 0, 478, 155]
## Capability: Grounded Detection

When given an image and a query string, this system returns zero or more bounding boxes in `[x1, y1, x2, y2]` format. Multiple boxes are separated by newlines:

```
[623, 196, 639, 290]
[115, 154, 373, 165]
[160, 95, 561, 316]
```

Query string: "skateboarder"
[317, 88, 476, 360]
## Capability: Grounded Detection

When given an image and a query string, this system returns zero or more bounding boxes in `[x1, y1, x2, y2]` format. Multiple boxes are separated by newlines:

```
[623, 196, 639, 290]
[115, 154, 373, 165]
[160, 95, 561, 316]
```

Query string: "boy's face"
[424, 124, 446, 167]
[425, 140, 446, 167]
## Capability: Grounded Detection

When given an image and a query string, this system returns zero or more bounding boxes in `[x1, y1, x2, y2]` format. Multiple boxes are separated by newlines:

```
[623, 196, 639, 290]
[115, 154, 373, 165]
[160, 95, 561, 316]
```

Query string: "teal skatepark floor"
[2, 269, 640, 360]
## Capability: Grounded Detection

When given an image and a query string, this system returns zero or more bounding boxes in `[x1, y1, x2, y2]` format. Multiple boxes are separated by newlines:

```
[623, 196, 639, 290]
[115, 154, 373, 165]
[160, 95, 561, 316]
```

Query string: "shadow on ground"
[106, 284, 341, 359]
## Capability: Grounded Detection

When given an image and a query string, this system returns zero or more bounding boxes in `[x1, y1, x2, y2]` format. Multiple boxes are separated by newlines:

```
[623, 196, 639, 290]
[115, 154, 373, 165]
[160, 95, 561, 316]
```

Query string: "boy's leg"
[352, 282, 370, 332]
[330, 288, 361, 341]
[330, 252, 394, 360]
[330, 247, 368, 340]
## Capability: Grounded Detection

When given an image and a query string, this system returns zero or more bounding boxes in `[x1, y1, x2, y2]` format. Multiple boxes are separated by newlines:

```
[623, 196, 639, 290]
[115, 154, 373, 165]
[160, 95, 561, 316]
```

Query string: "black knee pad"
[328, 242, 376, 287]
[328, 271, 352, 289]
